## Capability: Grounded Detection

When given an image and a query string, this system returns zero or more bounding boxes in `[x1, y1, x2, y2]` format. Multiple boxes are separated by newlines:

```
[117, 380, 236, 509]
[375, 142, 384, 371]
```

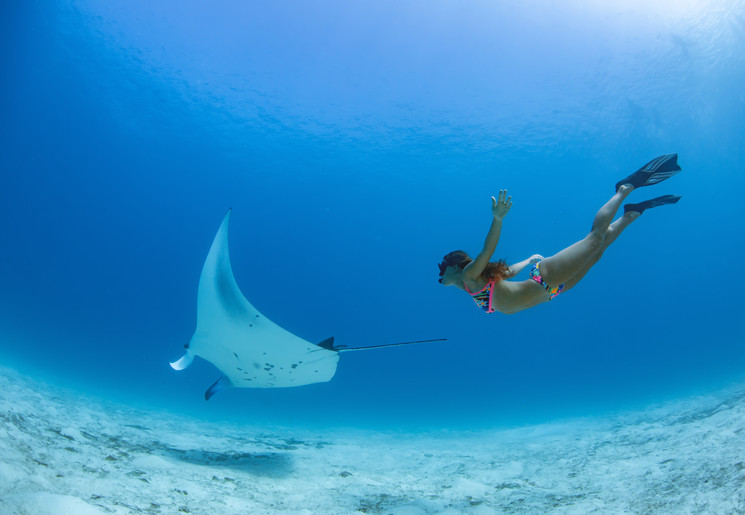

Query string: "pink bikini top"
[464, 280, 495, 313]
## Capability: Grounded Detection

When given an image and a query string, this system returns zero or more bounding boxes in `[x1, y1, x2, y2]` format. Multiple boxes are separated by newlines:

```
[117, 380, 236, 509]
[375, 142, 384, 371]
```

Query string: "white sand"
[1, 366, 743, 514]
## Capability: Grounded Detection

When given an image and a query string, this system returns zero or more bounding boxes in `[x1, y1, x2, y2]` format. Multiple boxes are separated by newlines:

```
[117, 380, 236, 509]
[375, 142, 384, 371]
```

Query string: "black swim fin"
[615, 154, 681, 192]
[624, 195, 681, 214]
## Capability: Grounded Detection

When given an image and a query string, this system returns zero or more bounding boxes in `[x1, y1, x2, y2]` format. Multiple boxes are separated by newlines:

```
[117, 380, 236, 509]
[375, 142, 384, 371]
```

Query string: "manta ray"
[170, 210, 444, 400]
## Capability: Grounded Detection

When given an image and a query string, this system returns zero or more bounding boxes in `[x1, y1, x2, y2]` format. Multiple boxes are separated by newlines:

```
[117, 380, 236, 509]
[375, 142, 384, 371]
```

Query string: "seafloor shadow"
[157, 446, 294, 478]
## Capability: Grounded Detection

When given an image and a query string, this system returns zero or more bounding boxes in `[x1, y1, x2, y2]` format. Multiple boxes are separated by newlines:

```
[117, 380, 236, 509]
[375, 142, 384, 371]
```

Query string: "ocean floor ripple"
[1, 366, 744, 514]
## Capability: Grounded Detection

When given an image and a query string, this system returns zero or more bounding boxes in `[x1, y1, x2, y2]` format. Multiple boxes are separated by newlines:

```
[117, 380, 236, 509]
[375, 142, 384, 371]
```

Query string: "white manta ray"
[171, 210, 445, 400]
[170, 210, 340, 399]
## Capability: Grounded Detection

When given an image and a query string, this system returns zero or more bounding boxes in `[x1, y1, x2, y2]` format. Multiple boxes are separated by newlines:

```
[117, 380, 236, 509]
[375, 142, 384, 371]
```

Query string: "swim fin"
[615, 154, 681, 192]
[624, 195, 681, 214]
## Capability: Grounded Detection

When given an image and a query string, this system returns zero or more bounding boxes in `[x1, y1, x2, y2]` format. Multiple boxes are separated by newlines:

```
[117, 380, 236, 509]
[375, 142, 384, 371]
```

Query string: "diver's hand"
[529, 254, 544, 264]
[491, 190, 512, 219]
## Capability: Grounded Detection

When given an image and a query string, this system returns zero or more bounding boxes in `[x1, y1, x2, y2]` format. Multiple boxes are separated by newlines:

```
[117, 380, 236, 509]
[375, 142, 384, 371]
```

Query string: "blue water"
[1, 0, 744, 430]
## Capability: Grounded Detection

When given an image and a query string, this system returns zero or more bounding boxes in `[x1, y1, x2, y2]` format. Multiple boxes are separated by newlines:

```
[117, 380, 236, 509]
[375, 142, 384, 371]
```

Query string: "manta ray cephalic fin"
[205, 376, 232, 400]
[170, 352, 194, 371]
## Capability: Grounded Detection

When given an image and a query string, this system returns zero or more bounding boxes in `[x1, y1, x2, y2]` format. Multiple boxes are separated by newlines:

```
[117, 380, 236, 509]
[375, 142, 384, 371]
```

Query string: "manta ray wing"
[170, 210, 340, 398]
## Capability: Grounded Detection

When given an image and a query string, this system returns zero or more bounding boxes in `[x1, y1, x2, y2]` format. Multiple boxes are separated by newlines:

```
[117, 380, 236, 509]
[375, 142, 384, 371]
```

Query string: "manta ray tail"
[205, 375, 232, 401]
[336, 338, 448, 352]
[170, 352, 194, 371]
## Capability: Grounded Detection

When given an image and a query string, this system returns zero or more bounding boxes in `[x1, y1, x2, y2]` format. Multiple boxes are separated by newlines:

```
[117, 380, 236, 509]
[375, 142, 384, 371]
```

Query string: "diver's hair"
[440, 250, 510, 282]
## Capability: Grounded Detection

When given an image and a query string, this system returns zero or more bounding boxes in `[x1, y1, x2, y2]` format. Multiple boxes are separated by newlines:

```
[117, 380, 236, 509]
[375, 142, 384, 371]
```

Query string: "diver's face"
[438, 265, 460, 286]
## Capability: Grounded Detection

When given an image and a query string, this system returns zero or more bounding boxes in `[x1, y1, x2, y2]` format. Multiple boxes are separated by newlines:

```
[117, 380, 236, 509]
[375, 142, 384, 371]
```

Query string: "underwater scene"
[1, 0, 744, 512]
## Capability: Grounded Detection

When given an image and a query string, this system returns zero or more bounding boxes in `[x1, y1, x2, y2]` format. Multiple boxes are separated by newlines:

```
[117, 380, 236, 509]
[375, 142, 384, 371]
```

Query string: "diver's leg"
[562, 211, 639, 292]
[539, 185, 633, 286]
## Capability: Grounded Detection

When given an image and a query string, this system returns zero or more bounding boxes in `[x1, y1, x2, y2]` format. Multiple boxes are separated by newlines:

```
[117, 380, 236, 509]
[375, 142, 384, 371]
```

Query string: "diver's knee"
[587, 231, 605, 251]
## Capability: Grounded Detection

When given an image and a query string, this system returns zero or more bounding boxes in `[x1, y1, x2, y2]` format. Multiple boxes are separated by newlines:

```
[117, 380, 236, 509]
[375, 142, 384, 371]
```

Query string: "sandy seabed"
[1, 366, 743, 514]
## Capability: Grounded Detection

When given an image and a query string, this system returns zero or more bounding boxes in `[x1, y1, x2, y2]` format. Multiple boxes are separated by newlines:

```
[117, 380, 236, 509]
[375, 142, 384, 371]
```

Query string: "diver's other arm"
[505, 254, 544, 278]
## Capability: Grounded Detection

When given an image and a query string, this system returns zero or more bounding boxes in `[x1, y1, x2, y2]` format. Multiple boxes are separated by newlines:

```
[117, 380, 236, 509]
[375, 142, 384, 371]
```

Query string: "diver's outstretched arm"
[464, 190, 512, 280]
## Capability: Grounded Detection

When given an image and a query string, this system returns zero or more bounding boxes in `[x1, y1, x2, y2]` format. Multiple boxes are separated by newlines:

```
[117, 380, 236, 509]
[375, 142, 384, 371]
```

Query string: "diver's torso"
[488, 279, 548, 314]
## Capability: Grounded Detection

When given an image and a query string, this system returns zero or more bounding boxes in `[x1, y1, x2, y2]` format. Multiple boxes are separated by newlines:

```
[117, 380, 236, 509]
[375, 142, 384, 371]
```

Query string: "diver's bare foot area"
[1, 366, 743, 514]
